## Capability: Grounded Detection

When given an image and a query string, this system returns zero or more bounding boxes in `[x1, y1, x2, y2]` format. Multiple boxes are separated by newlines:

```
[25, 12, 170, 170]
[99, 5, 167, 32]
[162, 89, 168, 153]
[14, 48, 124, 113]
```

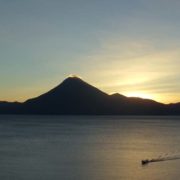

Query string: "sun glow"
[124, 92, 154, 100]
[68, 74, 82, 79]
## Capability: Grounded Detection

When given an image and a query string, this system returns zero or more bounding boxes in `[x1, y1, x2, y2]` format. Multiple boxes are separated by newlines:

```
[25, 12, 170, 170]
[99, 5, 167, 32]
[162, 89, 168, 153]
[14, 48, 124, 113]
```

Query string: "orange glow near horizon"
[1, 75, 180, 104]
[123, 92, 155, 100]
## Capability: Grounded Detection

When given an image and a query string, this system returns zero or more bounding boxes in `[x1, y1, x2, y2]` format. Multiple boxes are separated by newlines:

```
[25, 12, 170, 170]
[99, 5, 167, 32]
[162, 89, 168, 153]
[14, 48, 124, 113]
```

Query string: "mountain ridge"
[0, 77, 180, 115]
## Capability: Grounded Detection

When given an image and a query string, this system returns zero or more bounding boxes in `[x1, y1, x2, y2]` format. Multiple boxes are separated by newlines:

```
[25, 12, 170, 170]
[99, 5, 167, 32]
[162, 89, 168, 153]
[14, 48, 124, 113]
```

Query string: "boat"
[141, 159, 150, 165]
[141, 158, 165, 165]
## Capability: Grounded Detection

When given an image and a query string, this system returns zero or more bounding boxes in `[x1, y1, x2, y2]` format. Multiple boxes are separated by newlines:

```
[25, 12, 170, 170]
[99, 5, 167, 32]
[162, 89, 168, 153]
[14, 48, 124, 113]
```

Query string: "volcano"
[0, 77, 180, 115]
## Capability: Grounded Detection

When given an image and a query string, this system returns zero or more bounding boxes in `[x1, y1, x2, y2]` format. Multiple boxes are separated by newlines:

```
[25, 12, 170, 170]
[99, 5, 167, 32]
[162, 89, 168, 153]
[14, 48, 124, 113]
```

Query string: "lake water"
[0, 115, 180, 180]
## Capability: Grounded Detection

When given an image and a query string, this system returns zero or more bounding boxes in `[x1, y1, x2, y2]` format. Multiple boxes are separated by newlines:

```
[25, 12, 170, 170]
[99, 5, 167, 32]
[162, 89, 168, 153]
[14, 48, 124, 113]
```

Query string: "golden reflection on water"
[1, 116, 180, 180]
[85, 117, 180, 180]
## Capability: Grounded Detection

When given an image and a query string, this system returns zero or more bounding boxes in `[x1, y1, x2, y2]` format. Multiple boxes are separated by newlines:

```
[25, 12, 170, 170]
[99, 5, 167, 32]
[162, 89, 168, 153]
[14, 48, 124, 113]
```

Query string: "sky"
[0, 0, 180, 103]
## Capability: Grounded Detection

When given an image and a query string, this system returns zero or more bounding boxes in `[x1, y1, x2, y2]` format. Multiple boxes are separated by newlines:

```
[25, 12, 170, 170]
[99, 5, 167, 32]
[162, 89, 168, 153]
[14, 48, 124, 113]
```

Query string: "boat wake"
[141, 153, 180, 165]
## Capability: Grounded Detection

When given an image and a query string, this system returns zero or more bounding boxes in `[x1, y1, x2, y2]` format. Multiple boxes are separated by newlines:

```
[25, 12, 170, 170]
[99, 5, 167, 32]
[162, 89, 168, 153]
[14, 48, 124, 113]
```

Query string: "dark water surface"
[0, 115, 180, 180]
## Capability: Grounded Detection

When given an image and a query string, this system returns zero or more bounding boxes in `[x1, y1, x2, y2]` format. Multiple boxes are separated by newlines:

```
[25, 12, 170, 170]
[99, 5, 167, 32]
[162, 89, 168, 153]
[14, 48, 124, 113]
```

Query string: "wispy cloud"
[80, 37, 180, 103]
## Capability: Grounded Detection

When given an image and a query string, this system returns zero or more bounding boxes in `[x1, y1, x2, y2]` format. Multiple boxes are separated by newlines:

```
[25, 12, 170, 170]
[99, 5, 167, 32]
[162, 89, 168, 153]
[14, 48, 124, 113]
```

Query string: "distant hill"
[0, 77, 180, 115]
[0, 101, 22, 114]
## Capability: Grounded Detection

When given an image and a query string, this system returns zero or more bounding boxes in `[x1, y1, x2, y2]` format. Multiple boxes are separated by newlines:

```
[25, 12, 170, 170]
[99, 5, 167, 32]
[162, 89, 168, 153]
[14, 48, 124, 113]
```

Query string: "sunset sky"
[0, 0, 180, 103]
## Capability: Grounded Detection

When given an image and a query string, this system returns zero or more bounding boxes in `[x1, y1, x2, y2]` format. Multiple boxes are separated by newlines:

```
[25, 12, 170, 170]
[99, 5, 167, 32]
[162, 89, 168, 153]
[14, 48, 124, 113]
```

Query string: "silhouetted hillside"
[23, 77, 110, 114]
[0, 101, 22, 114]
[0, 77, 179, 115]
[166, 103, 180, 115]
